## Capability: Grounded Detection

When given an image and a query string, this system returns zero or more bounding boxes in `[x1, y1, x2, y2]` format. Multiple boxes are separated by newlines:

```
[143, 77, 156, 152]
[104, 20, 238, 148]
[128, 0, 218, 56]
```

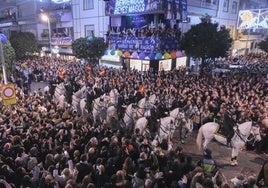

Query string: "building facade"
[0, 0, 267, 57]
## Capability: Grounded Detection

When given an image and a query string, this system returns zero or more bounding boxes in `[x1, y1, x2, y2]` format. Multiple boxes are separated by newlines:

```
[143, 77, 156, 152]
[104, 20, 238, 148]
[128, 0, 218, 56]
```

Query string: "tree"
[181, 15, 233, 72]
[0, 41, 16, 77]
[258, 36, 268, 53]
[72, 37, 107, 66]
[9, 32, 38, 59]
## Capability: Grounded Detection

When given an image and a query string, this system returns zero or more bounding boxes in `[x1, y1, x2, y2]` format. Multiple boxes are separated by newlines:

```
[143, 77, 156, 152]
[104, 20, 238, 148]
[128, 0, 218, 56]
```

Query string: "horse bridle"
[159, 121, 176, 135]
[92, 98, 108, 112]
[235, 122, 260, 144]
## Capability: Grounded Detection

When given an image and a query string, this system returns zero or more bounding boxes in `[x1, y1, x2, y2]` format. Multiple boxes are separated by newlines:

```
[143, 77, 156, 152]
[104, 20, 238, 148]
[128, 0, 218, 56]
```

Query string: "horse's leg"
[203, 136, 213, 149]
[184, 120, 190, 139]
[178, 124, 183, 143]
[231, 147, 240, 166]
[186, 120, 194, 137]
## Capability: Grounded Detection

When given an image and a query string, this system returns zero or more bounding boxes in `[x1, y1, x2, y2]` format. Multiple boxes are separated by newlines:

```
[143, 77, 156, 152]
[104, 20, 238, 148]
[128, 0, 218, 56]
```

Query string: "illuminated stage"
[102, 0, 188, 71]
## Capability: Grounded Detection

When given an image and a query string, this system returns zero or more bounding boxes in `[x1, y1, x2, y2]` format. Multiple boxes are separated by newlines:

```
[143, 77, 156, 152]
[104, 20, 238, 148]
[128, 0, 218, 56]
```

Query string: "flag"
[85, 65, 92, 71]
[138, 85, 145, 94]
[99, 70, 106, 76]
[58, 70, 66, 79]
[87, 75, 94, 81]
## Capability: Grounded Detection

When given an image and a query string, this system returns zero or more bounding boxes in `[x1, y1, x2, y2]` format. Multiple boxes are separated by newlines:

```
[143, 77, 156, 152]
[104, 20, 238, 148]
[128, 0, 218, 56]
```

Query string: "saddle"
[215, 123, 226, 137]
[215, 123, 238, 138]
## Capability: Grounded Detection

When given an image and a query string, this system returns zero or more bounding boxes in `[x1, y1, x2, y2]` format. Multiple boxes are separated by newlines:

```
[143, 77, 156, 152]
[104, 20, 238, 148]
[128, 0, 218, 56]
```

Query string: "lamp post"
[41, 14, 52, 54]
[0, 33, 7, 84]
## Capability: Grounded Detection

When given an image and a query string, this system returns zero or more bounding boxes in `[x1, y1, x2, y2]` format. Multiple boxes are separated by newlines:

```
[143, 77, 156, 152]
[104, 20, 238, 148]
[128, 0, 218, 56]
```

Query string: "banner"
[105, 0, 164, 16]
[108, 36, 179, 53]
[108, 36, 160, 52]
[51, 36, 73, 46]
[2, 84, 16, 106]
[180, 0, 188, 21]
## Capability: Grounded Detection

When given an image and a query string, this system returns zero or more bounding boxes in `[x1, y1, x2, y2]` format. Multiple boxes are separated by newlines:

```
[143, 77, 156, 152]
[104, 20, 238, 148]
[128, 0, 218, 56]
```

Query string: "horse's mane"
[138, 98, 146, 108]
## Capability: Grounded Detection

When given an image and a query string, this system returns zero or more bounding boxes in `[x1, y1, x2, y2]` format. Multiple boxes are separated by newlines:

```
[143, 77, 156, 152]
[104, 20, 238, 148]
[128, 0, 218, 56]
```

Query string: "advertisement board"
[159, 59, 172, 71]
[176, 56, 187, 68]
[130, 59, 142, 71]
[130, 59, 150, 71]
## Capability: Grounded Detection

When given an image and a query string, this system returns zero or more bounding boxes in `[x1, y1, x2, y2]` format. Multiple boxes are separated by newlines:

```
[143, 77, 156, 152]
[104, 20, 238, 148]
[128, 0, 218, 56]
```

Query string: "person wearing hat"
[197, 148, 218, 179]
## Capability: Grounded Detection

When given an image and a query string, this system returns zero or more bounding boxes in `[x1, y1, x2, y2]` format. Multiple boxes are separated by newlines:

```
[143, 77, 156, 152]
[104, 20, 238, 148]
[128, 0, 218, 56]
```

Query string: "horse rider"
[222, 104, 237, 147]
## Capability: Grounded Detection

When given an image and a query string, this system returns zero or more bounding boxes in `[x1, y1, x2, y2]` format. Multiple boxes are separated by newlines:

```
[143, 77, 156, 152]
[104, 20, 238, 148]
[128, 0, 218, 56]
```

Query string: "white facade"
[184, 0, 239, 37]
[0, 0, 267, 56]
[72, 0, 109, 39]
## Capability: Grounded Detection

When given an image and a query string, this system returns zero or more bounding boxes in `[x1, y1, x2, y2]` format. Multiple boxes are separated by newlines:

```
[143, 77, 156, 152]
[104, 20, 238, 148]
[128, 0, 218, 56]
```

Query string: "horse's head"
[250, 123, 261, 143]
[169, 118, 176, 131]
[149, 94, 157, 105]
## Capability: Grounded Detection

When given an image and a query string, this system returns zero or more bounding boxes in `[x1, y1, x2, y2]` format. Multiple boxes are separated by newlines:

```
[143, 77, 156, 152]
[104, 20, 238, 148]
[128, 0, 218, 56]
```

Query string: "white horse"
[92, 95, 110, 123]
[53, 83, 66, 103]
[122, 103, 139, 135]
[184, 105, 200, 131]
[136, 95, 157, 118]
[134, 117, 150, 138]
[157, 116, 177, 144]
[196, 121, 261, 166]
[72, 85, 87, 114]
[109, 88, 120, 106]
[106, 105, 118, 124]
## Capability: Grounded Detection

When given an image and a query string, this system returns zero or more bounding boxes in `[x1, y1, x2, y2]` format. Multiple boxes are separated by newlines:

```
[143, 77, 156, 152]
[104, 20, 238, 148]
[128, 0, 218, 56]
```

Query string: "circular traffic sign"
[3, 87, 14, 98]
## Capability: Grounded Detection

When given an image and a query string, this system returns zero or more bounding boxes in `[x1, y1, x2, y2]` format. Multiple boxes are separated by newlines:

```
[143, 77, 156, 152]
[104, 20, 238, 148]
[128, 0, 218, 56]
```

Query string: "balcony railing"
[0, 15, 16, 22]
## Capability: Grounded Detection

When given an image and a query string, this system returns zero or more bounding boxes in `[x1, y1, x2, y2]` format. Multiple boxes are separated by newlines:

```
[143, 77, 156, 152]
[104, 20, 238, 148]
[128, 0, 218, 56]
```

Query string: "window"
[223, 0, 229, 12]
[231, 1, 238, 14]
[84, 0, 93, 10]
[85, 25, 94, 37]
[206, 0, 217, 5]
[201, 0, 218, 9]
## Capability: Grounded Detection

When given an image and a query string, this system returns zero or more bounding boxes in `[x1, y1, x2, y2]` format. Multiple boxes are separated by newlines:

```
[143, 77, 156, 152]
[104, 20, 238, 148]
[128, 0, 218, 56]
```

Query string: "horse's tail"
[196, 125, 204, 151]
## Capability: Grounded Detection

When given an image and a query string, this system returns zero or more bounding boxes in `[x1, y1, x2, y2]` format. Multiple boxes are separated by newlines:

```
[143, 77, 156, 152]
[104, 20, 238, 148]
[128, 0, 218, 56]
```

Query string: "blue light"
[51, 0, 70, 4]
[0, 34, 7, 43]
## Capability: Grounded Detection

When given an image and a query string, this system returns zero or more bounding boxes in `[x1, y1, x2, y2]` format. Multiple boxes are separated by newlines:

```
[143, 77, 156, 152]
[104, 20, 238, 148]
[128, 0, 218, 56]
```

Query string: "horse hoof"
[230, 161, 238, 166]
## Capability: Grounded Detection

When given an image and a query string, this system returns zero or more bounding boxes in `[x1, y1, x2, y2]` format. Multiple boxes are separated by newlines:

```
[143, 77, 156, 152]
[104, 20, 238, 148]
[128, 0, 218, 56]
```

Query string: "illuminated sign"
[108, 36, 179, 53]
[105, 0, 163, 15]
[237, 9, 268, 29]
[51, 0, 70, 4]
[51, 37, 73, 46]
[108, 36, 160, 52]
[115, 0, 145, 14]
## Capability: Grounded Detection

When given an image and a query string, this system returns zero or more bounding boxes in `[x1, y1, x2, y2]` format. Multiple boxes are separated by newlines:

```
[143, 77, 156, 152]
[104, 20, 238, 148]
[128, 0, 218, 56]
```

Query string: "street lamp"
[0, 33, 8, 84]
[41, 14, 52, 54]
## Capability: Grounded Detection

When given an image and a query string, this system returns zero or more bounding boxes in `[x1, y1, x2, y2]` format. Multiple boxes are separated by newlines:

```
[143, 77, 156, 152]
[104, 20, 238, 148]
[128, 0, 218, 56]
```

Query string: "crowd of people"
[106, 24, 181, 40]
[0, 53, 267, 188]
